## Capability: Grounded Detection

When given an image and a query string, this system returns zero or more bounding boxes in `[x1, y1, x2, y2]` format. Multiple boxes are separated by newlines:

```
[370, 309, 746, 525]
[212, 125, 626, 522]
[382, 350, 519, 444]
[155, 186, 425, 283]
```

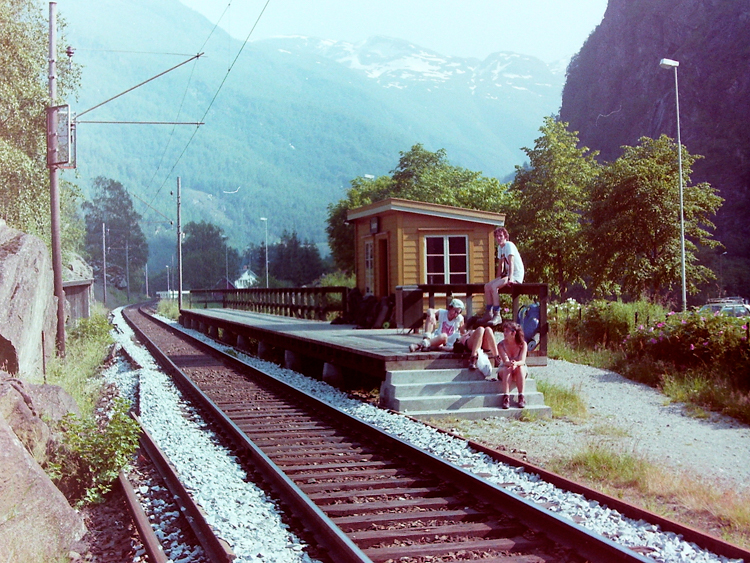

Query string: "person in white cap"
[408, 298, 465, 352]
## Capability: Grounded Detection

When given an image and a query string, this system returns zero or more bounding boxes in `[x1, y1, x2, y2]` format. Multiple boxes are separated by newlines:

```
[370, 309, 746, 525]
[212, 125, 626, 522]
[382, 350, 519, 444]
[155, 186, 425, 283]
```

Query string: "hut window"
[425, 235, 468, 284]
[364, 240, 374, 294]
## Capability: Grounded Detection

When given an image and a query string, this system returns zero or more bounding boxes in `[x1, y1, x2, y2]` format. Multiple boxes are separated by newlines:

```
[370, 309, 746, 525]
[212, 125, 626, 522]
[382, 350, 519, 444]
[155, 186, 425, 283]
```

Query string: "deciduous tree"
[510, 117, 600, 297]
[585, 135, 722, 301]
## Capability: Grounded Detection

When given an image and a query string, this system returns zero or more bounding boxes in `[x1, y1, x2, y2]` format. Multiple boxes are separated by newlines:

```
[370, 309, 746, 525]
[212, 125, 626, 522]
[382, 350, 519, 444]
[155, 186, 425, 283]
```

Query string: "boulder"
[0, 413, 85, 563]
[0, 220, 57, 380]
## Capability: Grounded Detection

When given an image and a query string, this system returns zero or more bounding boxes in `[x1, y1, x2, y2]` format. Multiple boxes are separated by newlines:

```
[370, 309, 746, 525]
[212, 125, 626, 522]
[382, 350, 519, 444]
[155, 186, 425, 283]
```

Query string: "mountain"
[560, 0, 750, 285]
[60, 0, 565, 270]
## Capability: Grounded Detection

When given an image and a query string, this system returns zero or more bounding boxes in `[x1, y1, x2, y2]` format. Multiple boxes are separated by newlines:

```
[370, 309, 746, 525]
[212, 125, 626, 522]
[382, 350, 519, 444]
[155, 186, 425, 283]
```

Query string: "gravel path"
[444, 359, 750, 491]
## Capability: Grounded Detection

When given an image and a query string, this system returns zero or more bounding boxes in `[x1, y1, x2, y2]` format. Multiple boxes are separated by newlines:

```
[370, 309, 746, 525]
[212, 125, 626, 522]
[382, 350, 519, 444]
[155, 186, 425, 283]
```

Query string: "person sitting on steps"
[455, 326, 501, 377]
[480, 227, 524, 327]
[498, 320, 528, 409]
[408, 299, 465, 352]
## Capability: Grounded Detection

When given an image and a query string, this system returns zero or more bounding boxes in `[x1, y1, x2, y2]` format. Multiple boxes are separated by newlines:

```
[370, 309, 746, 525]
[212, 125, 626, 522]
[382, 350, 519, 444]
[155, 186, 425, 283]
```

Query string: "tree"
[82, 177, 148, 293]
[326, 144, 513, 273]
[0, 0, 80, 242]
[181, 221, 241, 290]
[270, 230, 326, 286]
[585, 135, 723, 301]
[510, 117, 600, 297]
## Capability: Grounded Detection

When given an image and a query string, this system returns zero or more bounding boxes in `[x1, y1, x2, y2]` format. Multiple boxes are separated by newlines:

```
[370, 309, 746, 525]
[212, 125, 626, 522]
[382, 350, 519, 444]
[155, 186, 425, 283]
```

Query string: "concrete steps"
[379, 367, 552, 420]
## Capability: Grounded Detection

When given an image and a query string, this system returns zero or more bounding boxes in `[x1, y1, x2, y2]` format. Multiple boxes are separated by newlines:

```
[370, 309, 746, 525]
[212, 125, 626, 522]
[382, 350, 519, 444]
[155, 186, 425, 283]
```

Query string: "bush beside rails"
[550, 299, 750, 424]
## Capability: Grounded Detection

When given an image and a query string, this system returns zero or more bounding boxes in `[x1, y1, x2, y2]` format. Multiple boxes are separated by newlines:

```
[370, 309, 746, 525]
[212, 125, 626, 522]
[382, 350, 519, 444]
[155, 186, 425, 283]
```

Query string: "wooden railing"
[188, 287, 348, 321]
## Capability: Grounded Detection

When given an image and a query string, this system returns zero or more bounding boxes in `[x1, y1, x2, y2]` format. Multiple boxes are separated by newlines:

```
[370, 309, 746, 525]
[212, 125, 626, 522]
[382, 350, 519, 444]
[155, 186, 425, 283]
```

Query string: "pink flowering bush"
[622, 311, 750, 389]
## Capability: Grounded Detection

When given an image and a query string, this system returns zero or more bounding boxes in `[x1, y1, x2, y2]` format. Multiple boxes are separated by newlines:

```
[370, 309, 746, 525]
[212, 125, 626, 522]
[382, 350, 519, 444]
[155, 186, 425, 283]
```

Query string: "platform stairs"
[379, 366, 552, 420]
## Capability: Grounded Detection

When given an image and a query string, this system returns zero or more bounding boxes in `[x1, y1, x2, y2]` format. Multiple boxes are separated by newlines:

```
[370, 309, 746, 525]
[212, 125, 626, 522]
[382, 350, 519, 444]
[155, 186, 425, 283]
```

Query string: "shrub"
[56, 397, 140, 506]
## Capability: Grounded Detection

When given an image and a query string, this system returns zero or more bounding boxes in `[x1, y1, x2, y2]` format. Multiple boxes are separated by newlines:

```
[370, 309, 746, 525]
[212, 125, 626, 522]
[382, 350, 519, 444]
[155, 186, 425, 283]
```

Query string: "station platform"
[179, 307, 550, 419]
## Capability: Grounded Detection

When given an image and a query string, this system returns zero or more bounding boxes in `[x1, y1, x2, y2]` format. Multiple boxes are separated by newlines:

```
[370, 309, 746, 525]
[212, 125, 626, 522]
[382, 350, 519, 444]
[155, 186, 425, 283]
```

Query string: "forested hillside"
[59, 0, 564, 269]
[560, 0, 750, 296]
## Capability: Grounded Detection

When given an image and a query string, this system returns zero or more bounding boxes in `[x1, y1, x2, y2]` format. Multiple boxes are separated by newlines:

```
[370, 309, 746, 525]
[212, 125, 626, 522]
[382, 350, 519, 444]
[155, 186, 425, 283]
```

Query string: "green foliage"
[58, 398, 140, 506]
[182, 220, 230, 289]
[156, 298, 180, 320]
[316, 270, 356, 288]
[536, 379, 589, 420]
[46, 305, 113, 411]
[0, 0, 80, 244]
[622, 310, 750, 388]
[82, 177, 149, 293]
[327, 143, 514, 273]
[585, 135, 723, 300]
[510, 117, 600, 297]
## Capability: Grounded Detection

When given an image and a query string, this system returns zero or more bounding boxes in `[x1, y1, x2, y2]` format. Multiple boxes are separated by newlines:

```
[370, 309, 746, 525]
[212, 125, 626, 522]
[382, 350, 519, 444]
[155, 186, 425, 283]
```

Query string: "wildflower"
[743, 324, 748, 330]
[657, 322, 665, 328]
[703, 341, 708, 346]
[690, 344, 695, 350]
[668, 311, 676, 316]
[681, 320, 687, 325]
[649, 338, 657, 344]
[638, 325, 644, 330]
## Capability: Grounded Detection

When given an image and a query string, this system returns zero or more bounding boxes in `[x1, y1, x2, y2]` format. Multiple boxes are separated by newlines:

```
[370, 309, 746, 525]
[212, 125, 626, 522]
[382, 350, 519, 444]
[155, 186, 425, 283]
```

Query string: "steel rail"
[125, 306, 371, 563]
[135, 417, 236, 563]
[126, 306, 655, 563]
[117, 471, 169, 563]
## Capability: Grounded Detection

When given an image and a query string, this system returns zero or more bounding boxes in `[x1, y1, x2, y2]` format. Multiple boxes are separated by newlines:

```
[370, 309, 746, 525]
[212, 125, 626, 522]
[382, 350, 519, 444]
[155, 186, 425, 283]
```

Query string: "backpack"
[517, 303, 541, 350]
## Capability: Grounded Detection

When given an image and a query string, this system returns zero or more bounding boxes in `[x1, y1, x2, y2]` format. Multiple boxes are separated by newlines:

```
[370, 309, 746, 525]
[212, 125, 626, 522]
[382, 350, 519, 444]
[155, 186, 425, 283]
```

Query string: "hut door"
[377, 237, 389, 297]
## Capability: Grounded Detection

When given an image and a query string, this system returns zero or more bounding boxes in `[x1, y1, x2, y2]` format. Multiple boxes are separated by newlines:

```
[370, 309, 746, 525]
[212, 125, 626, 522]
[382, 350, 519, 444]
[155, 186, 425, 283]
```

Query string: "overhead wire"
[141, 1, 237, 218]
[147, 0, 272, 208]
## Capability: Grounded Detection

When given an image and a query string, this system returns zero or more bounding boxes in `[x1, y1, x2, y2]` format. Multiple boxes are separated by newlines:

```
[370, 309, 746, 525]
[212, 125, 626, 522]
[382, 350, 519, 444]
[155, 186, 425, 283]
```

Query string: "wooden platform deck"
[179, 307, 546, 380]
[179, 307, 551, 419]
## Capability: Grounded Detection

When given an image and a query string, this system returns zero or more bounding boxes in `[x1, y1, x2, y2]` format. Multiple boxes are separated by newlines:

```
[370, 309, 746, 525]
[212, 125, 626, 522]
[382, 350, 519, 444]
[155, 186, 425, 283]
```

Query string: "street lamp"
[260, 217, 269, 288]
[166, 265, 170, 297]
[222, 236, 229, 289]
[720, 251, 728, 297]
[659, 57, 687, 312]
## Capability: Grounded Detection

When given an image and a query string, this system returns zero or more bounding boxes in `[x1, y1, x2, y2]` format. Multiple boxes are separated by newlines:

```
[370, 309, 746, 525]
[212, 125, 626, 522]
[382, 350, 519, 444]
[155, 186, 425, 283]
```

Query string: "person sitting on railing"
[408, 298, 465, 352]
[480, 227, 524, 327]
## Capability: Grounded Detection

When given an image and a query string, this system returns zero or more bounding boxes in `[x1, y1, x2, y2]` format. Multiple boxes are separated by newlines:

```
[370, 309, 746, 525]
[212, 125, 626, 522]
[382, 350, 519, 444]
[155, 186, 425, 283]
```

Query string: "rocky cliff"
[560, 0, 750, 269]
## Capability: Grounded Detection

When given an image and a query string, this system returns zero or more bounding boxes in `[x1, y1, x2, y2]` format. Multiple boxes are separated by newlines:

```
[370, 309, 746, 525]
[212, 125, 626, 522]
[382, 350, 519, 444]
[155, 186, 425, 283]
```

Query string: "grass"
[46, 303, 114, 415]
[535, 379, 589, 420]
[549, 444, 750, 549]
[156, 298, 180, 320]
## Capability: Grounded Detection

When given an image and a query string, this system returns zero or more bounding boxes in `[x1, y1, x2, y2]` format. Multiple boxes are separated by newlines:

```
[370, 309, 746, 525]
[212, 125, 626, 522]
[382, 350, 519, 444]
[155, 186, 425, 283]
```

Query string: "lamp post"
[166, 265, 170, 297]
[260, 217, 269, 288]
[659, 57, 687, 312]
[222, 236, 229, 289]
[720, 251, 728, 297]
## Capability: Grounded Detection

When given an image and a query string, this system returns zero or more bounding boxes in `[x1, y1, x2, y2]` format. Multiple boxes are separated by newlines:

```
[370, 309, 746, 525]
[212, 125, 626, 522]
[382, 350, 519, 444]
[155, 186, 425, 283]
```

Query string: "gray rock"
[0, 220, 57, 380]
[0, 414, 85, 563]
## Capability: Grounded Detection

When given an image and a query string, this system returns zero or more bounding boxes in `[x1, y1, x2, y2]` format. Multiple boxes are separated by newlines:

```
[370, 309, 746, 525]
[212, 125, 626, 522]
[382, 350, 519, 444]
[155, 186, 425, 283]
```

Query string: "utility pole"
[48, 2, 65, 355]
[102, 222, 107, 305]
[125, 239, 130, 302]
[177, 177, 183, 311]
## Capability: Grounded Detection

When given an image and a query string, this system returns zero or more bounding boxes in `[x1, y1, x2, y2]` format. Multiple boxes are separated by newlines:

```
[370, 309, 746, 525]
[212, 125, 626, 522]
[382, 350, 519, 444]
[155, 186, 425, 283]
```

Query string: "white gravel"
[109, 309, 745, 563]
[517, 360, 750, 491]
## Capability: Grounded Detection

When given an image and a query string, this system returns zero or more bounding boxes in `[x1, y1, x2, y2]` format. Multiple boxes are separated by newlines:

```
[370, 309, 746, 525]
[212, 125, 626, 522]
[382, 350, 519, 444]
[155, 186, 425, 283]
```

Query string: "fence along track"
[124, 305, 652, 563]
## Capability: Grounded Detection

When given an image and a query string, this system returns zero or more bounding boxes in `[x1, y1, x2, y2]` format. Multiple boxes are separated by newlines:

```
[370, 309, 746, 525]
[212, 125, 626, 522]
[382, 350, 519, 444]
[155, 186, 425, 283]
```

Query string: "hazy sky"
[179, 0, 609, 63]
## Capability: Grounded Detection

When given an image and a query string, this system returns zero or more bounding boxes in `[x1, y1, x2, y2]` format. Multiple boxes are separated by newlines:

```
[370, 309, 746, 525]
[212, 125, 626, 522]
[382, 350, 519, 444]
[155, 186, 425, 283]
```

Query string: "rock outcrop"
[560, 0, 750, 264]
[0, 375, 85, 562]
[0, 219, 57, 379]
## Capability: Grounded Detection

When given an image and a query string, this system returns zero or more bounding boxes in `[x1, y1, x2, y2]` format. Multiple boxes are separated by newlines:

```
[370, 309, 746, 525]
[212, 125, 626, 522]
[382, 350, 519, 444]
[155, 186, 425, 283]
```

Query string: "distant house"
[234, 266, 258, 289]
[346, 198, 505, 299]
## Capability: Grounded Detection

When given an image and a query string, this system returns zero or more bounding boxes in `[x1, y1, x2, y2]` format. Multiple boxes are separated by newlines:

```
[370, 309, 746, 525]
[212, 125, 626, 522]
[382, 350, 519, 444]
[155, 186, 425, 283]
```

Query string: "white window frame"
[424, 235, 468, 284]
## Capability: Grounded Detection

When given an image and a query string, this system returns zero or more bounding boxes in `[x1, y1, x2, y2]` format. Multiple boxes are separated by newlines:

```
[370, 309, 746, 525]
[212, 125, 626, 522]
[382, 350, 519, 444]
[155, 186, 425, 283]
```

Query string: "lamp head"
[659, 58, 679, 69]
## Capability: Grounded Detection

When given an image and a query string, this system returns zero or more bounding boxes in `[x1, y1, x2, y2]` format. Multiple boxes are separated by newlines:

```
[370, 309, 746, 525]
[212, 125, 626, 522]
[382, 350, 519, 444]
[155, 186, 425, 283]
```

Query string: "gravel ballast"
[110, 309, 745, 563]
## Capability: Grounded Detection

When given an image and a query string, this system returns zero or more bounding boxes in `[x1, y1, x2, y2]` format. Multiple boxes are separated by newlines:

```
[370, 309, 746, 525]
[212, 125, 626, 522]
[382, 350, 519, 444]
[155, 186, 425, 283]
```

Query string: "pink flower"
[657, 322, 665, 328]
[638, 325, 644, 330]
[681, 320, 687, 325]
[668, 311, 676, 316]
[649, 338, 657, 344]
[743, 324, 748, 330]
[703, 341, 709, 346]
[690, 344, 695, 350]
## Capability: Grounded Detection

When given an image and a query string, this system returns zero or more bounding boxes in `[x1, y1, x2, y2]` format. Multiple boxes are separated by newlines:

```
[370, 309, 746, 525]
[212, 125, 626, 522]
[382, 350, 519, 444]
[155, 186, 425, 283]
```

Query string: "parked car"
[699, 298, 750, 318]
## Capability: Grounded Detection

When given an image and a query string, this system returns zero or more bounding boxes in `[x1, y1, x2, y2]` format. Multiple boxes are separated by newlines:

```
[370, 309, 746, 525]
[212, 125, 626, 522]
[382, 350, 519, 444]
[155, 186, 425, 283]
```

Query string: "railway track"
[121, 305, 659, 563]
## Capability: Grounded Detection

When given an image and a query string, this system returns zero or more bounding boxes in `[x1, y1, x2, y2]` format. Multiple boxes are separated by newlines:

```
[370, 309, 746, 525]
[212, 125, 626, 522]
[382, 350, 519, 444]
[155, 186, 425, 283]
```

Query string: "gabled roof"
[346, 198, 505, 226]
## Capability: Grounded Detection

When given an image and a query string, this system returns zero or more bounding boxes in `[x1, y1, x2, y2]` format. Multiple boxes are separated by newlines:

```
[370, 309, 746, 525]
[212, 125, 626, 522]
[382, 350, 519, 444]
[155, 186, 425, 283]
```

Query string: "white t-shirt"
[436, 308, 464, 346]
[497, 240, 524, 283]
